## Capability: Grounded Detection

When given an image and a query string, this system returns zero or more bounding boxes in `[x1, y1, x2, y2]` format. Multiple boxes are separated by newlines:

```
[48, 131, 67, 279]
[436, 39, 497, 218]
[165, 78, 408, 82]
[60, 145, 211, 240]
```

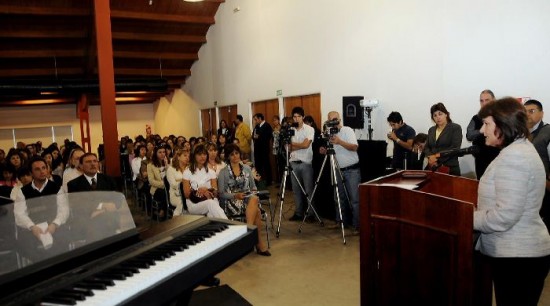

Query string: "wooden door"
[218, 104, 238, 131]
[200, 108, 216, 138]
[283, 93, 321, 128]
[252, 98, 280, 183]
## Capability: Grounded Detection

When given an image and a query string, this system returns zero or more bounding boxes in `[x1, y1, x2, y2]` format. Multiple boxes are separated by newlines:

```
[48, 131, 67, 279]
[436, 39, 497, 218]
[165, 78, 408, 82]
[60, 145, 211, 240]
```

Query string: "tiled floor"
[129, 186, 550, 306]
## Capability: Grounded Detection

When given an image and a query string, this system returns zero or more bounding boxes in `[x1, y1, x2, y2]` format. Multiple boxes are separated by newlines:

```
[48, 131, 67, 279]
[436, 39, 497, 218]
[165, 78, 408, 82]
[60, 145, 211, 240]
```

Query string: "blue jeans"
[290, 161, 314, 216]
[335, 167, 361, 229]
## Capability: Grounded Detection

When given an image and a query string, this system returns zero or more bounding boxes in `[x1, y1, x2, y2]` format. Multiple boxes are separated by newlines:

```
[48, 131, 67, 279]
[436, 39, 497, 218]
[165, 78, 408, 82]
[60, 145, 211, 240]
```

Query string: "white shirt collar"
[31, 179, 49, 192]
[83, 173, 98, 185]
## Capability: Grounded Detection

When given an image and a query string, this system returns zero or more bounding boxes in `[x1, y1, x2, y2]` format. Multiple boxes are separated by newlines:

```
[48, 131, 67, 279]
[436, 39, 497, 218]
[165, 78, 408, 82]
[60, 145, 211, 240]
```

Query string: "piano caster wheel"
[298, 228, 302, 233]
[276, 231, 280, 238]
[320, 221, 325, 227]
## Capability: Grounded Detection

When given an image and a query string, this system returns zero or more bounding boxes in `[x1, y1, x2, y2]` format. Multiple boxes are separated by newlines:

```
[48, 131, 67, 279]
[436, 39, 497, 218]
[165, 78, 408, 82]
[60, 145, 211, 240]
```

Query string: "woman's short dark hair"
[430, 102, 452, 123]
[223, 143, 241, 163]
[478, 97, 529, 148]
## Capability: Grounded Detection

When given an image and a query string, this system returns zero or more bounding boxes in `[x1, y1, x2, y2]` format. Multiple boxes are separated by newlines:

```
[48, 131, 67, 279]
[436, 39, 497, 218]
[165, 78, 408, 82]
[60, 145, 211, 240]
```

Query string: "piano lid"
[0, 191, 137, 286]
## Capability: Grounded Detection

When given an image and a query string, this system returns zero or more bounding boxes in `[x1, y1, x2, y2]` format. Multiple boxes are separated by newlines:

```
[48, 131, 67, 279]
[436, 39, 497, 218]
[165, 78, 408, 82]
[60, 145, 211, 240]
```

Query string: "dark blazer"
[67, 173, 118, 193]
[424, 122, 463, 175]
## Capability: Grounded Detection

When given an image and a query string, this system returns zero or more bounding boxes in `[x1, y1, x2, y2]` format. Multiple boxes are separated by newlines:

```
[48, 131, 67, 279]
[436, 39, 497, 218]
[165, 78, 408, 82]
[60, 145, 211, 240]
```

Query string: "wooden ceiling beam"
[112, 68, 191, 77]
[110, 10, 214, 24]
[0, 50, 86, 58]
[0, 30, 87, 39]
[2, 68, 83, 77]
[114, 51, 198, 60]
[112, 32, 206, 43]
[0, 5, 89, 16]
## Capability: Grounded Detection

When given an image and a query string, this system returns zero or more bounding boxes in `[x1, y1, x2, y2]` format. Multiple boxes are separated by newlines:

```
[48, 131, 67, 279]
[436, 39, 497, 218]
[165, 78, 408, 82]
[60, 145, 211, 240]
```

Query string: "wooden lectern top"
[359, 170, 482, 306]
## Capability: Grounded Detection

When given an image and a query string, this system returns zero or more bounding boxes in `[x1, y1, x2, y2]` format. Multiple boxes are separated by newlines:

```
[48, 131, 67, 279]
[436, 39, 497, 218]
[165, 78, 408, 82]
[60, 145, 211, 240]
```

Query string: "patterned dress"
[221, 163, 255, 217]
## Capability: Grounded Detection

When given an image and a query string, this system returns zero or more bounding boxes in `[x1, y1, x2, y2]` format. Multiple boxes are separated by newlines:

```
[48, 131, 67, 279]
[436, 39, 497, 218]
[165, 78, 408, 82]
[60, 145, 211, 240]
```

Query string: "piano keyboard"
[39, 223, 247, 306]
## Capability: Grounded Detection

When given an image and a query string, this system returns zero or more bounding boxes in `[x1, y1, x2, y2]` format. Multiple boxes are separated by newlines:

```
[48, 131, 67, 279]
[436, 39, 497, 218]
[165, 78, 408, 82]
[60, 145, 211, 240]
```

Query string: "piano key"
[73, 224, 247, 305]
[41, 296, 77, 305]
[48, 292, 86, 301]
[74, 282, 107, 290]
[57, 288, 93, 298]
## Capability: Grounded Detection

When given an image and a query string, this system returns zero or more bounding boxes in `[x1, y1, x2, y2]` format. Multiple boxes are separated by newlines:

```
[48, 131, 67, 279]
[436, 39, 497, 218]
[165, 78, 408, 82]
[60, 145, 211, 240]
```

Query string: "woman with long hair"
[218, 143, 271, 256]
[147, 143, 169, 219]
[206, 142, 226, 177]
[167, 149, 190, 216]
[474, 97, 550, 305]
[218, 119, 232, 142]
[182, 143, 227, 218]
[61, 147, 84, 192]
[424, 102, 463, 175]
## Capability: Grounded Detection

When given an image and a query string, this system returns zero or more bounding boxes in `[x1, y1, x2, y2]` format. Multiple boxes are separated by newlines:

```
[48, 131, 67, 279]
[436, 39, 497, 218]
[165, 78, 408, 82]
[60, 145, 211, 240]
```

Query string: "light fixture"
[183, 0, 204, 2]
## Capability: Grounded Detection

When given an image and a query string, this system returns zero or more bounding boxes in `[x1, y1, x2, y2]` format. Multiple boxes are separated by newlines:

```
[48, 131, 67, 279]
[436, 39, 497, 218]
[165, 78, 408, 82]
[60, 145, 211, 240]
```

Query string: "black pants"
[490, 255, 550, 306]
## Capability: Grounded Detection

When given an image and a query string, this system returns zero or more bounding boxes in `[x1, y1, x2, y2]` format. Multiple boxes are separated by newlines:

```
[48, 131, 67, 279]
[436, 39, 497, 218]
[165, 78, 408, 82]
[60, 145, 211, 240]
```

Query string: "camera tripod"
[301, 142, 351, 244]
[275, 141, 323, 238]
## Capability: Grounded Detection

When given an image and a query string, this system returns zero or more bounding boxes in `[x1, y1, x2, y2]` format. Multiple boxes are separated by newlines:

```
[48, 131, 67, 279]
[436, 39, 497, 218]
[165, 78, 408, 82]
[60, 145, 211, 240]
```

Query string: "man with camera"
[319, 111, 361, 235]
[287, 107, 316, 221]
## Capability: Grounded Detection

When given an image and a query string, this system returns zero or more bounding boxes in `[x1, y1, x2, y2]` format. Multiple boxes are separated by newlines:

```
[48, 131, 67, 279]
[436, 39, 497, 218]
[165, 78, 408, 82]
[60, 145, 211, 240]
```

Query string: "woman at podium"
[474, 97, 550, 306]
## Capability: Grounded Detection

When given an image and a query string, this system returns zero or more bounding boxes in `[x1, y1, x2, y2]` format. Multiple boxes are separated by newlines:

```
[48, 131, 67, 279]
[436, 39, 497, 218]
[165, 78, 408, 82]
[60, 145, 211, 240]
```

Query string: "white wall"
[184, 0, 550, 175]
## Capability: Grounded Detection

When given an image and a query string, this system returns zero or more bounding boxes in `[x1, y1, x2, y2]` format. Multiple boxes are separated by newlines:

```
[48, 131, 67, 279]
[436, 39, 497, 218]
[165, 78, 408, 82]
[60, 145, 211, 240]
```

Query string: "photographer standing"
[320, 111, 361, 234]
[288, 107, 315, 221]
[387, 112, 416, 170]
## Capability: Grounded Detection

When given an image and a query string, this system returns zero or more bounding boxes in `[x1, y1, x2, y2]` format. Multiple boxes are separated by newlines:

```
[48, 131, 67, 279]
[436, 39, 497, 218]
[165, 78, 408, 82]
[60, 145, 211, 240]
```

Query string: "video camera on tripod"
[322, 118, 340, 141]
[280, 122, 299, 142]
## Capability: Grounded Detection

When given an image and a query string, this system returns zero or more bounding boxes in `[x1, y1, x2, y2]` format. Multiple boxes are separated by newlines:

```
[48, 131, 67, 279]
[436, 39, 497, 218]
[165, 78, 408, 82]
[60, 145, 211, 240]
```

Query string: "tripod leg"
[332, 158, 353, 211]
[275, 166, 289, 238]
[330, 155, 346, 244]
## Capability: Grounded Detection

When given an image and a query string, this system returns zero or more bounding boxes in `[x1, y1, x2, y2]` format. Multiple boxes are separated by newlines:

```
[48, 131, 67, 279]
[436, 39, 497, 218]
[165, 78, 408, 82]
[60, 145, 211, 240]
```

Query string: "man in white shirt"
[320, 111, 361, 234]
[288, 107, 315, 221]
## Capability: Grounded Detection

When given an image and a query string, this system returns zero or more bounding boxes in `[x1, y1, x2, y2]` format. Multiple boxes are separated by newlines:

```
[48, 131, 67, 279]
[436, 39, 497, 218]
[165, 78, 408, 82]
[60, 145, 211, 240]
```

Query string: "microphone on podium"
[431, 146, 480, 172]
[436, 146, 480, 159]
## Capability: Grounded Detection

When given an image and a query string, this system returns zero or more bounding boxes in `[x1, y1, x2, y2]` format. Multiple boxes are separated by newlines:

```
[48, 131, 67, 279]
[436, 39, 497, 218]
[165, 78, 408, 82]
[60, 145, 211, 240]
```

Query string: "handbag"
[189, 188, 217, 204]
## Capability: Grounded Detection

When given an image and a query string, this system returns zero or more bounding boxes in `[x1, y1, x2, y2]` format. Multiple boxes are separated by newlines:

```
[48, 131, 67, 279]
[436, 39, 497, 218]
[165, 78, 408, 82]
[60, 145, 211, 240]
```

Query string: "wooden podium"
[359, 170, 490, 306]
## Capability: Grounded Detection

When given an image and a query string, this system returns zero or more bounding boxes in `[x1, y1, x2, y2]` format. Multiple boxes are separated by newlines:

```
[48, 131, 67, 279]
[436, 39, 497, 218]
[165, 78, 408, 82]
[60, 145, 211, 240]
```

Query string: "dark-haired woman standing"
[424, 102, 463, 175]
[475, 97, 550, 306]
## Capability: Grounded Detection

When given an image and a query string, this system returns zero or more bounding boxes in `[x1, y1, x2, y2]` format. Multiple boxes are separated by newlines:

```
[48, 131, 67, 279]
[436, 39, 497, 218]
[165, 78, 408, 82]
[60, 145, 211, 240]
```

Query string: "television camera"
[280, 122, 299, 142]
[322, 118, 340, 140]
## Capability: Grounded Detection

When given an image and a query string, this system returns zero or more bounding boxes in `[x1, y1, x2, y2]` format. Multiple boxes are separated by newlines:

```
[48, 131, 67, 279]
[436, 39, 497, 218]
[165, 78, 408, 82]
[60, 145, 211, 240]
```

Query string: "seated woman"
[182, 143, 227, 219]
[167, 149, 190, 216]
[218, 143, 271, 256]
[147, 144, 169, 219]
[206, 141, 226, 177]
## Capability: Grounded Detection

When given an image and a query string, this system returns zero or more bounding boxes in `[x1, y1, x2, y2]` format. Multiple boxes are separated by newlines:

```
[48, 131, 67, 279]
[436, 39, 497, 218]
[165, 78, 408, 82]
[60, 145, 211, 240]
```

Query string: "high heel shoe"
[256, 249, 271, 256]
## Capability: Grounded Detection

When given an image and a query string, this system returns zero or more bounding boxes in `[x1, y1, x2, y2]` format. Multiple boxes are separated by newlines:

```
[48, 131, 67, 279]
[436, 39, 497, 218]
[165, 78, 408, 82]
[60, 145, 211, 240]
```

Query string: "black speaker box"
[358, 140, 387, 182]
[342, 96, 364, 129]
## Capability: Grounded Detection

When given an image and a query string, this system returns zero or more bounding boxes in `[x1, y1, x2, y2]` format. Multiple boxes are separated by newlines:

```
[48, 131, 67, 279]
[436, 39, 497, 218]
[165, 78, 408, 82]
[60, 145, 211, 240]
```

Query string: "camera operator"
[287, 107, 315, 222]
[319, 111, 361, 235]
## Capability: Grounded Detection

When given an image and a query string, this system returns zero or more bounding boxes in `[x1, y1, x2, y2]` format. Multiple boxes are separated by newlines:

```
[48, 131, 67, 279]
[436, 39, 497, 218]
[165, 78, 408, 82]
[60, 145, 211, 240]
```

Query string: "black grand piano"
[0, 191, 257, 305]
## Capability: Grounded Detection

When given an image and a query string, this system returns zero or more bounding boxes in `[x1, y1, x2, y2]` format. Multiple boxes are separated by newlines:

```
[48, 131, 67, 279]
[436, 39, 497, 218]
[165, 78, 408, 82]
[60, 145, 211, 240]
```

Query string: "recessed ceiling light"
[183, 0, 204, 2]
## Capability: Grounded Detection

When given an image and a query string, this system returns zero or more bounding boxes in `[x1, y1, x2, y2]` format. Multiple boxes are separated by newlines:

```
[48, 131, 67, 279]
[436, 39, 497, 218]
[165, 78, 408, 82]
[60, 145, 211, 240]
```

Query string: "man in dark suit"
[67, 153, 117, 193]
[252, 113, 273, 185]
[67, 153, 120, 240]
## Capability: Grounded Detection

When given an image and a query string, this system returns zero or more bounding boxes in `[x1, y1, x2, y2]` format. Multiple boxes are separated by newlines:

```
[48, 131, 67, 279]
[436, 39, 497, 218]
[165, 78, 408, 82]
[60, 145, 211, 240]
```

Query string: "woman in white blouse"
[166, 149, 190, 216]
[182, 143, 227, 218]
[206, 142, 226, 178]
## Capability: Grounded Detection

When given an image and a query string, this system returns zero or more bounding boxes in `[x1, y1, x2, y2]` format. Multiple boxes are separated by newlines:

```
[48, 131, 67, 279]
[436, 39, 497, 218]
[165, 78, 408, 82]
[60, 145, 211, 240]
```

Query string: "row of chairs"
[129, 178, 274, 247]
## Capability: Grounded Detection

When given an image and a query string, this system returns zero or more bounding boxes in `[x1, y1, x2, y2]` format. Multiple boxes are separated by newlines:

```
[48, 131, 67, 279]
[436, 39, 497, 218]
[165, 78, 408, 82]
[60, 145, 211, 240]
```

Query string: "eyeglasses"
[526, 108, 540, 114]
